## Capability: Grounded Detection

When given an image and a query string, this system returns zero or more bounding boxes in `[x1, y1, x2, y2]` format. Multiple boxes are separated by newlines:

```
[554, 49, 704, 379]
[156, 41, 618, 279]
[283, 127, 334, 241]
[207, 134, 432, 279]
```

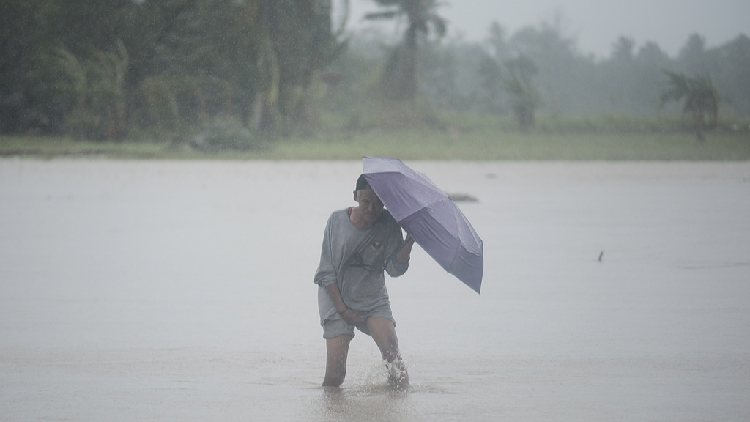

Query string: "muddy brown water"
[2, 159, 749, 421]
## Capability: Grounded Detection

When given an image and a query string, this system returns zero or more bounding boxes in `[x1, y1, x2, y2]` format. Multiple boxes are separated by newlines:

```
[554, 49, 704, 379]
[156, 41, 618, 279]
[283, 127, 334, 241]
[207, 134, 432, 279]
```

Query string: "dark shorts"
[322, 303, 395, 339]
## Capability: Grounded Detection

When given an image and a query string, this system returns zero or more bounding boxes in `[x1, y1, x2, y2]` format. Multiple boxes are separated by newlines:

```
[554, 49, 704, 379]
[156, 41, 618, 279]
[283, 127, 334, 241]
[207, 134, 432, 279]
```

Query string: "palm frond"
[428, 14, 447, 38]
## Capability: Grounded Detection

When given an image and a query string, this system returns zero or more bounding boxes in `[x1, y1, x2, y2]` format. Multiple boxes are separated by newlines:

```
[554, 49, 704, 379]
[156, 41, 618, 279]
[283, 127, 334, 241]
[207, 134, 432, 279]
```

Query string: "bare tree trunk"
[253, 92, 275, 132]
[400, 26, 418, 102]
[252, 0, 279, 132]
[381, 25, 418, 102]
[693, 108, 705, 141]
[293, 67, 316, 126]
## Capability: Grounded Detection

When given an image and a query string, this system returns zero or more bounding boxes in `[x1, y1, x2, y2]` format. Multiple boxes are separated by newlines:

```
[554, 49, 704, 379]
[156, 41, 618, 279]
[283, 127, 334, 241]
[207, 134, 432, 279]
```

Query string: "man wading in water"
[314, 175, 415, 389]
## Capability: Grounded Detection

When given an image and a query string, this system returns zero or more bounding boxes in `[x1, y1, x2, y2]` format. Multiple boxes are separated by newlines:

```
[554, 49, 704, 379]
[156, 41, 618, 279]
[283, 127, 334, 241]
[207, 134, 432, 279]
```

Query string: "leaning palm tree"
[364, 0, 446, 101]
[660, 70, 719, 141]
[503, 55, 541, 131]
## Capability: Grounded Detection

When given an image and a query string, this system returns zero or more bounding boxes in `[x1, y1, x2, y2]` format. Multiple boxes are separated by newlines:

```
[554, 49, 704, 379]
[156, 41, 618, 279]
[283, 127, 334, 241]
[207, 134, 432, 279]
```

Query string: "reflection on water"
[307, 360, 421, 422]
[314, 386, 412, 422]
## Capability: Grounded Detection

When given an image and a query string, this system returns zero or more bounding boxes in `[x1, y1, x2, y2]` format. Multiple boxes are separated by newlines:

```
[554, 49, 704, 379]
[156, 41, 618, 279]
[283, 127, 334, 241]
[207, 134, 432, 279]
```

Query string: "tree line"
[413, 23, 749, 122]
[1, 0, 748, 142]
[0, 0, 348, 141]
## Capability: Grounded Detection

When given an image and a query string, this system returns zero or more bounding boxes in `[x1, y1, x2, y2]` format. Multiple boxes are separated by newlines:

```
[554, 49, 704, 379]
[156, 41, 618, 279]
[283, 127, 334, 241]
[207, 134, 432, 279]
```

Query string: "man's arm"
[385, 232, 415, 277]
[324, 283, 366, 324]
[314, 214, 338, 287]
[395, 235, 415, 263]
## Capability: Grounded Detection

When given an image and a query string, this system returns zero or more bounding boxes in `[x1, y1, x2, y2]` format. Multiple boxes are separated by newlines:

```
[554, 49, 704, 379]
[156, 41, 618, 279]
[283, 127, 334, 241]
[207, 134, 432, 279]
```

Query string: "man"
[314, 174, 415, 389]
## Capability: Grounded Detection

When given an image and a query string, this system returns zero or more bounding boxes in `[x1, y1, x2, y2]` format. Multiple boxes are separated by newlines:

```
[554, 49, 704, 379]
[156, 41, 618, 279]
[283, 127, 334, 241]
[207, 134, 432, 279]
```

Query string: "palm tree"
[660, 70, 719, 141]
[364, 0, 446, 101]
[503, 55, 541, 131]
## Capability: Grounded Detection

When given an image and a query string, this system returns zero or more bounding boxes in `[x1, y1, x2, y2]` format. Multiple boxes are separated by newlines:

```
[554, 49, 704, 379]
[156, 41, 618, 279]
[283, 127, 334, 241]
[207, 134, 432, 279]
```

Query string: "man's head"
[353, 174, 384, 224]
[355, 174, 371, 191]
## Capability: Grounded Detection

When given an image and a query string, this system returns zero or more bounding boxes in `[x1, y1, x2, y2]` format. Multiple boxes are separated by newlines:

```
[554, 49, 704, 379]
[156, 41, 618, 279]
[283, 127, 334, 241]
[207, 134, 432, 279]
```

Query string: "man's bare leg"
[323, 335, 352, 387]
[367, 317, 409, 389]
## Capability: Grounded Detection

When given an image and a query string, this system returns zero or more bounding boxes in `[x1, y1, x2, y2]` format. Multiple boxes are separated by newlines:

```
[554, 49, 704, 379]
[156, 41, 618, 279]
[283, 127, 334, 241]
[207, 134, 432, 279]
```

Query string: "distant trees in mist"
[406, 21, 749, 120]
[660, 71, 720, 141]
[0, 0, 748, 140]
[1, 0, 347, 140]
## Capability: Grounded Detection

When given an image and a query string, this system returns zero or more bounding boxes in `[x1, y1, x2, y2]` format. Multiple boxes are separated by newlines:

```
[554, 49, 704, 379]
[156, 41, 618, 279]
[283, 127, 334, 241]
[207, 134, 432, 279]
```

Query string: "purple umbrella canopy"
[363, 156, 483, 293]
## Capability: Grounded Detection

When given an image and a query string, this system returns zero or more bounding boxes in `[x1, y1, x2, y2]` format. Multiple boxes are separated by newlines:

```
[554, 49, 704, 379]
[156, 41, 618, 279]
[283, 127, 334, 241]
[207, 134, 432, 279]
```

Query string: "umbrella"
[363, 156, 483, 293]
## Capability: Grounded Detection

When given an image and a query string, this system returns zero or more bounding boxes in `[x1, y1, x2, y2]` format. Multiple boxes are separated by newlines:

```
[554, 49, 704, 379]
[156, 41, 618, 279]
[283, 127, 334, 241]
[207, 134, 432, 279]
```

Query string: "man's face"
[355, 189, 384, 223]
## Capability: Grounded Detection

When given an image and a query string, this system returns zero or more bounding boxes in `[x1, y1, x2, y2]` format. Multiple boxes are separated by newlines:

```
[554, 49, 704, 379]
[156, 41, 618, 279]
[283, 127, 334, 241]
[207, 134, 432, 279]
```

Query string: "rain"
[1, 1, 750, 421]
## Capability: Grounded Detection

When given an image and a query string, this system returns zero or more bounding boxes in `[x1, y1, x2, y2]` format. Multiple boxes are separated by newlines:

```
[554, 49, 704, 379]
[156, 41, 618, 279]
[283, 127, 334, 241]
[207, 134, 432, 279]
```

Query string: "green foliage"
[135, 76, 183, 132]
[477, 55, 505, 113]
[261, 0, 349, 127]
[365, 0, 446, 102]
[178, 120, 268, 152]
[502, 55, 541, 130]
[660, 70, 720, 140]
[339, 98, 445, 132]
[0, 0, 348, 141]
[2, 0, 750, 144]
[26, 41, 129, 140]
[65, 109, 100, 140]
[4, 116, 749, 160]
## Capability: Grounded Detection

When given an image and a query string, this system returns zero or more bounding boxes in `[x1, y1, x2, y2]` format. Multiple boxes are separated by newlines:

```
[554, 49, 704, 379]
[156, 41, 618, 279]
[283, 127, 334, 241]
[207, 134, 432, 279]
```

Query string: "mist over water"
[349, 0, 750, 58]
[2, 160, 749, 421]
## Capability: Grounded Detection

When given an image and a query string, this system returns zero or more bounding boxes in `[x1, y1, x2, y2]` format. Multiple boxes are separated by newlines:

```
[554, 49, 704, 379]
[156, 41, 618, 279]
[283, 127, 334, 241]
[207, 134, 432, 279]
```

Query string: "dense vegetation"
[1, 0, 749, 148]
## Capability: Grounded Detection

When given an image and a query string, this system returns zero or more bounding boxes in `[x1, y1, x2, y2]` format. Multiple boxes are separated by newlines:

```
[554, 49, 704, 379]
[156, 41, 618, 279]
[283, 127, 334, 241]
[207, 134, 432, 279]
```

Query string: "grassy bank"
[2, 128, 749, 161]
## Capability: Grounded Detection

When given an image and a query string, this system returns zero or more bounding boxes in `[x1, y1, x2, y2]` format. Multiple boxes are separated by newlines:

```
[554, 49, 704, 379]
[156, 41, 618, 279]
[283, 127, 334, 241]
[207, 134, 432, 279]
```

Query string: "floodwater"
[1, 159, 749, 421]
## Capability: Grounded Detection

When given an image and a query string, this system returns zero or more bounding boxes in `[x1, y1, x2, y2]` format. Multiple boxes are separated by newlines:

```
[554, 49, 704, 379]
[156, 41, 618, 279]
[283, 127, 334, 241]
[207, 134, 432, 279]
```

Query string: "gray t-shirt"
[314, 208, 409, 321]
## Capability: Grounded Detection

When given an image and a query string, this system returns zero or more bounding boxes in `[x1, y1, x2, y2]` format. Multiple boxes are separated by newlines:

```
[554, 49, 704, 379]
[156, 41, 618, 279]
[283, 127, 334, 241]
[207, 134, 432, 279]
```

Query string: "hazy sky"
[348, 0, 750, 58]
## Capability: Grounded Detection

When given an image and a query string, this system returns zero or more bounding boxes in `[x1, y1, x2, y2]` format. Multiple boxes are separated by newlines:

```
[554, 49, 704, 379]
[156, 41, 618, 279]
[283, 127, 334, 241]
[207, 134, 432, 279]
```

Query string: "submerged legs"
[322, 318, 408, 389]
[368, 317, 409, 389]
[323, 335, 352, 387]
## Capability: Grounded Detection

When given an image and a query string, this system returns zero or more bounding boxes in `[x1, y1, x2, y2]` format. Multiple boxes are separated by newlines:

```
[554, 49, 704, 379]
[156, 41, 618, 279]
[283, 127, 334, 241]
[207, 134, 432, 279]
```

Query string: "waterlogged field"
[1, 160, 749, 421]
[2, 128, 750, 160]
